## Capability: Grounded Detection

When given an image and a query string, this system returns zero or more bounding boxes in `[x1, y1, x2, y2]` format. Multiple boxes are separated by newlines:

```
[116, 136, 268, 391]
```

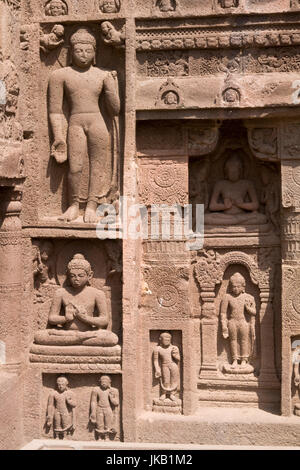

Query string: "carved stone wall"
[3, 0, 300, 450]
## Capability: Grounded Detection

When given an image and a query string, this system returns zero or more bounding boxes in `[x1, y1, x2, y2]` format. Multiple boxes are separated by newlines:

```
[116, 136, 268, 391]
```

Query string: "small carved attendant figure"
[40, 25, 65, 54]
[153, 332, 180, 402]
[156, 0, 176, 12]
[260, 165, 280, 232]
[205, 153, 267, 226]
[99, 0, 121, 13]
[45, 0, 68, 16]
[34, 254, 118, 347]
[100, 21, 125, 48]
[90, 375, 119, 440]
[220, 273, 256, 373]
[163, 91, 179, 106]
[46, 376, 76, 439]
[48, 28, 120, 223]
[33, 241, 56, 289]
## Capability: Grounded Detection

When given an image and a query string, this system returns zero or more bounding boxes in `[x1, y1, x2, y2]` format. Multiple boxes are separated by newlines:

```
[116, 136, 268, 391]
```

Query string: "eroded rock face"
[2, 0, 300, 450]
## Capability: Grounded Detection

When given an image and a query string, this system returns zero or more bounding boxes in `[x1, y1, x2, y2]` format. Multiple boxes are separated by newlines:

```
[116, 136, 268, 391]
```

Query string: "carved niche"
[46, 26, 121, 223]
[30, 240, 122, 371]
[190, 147, 280, 231]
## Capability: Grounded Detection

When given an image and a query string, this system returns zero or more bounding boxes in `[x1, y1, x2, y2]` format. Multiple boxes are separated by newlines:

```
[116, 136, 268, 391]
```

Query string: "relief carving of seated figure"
[205, 153, 267, 226]
[34, 254, 118, 347]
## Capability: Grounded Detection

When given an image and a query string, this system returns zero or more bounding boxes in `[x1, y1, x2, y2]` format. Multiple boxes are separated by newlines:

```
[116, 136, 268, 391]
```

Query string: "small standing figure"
[153, 332, 180, 402]
[45, 0, 68, 16]
[99, 0, 121, 13]
[156, 0, 177, 12]
[260, 165, 280, 232]
[40, 25, 65, 54]
[90, 375, 119, 440]
[46, 376, 76, 439]
[33, 241, 56, 289]
[220, 273, 256, 374]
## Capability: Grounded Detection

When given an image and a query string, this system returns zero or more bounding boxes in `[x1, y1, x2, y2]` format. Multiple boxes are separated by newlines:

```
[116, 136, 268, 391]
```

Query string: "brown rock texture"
[3, 0, 300, 450]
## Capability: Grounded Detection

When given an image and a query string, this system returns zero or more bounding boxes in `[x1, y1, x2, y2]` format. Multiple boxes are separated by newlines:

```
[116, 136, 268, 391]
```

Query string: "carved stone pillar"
[280, 121, 300, 416]
[259, 289, 278, 382]
[0, 187, 23, 368]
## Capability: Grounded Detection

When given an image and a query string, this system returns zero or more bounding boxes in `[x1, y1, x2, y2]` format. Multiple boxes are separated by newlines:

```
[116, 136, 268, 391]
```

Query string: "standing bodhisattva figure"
[153, 332, 180, 402]
[220, 272, 256, 369]
[48, 27, 120, 223]
[46, 376, 76, 438]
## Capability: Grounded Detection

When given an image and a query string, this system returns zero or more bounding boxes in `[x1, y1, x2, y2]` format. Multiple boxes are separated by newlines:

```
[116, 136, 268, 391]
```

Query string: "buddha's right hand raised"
[222, 328, 229, 339]
[51, 140, 68, 164]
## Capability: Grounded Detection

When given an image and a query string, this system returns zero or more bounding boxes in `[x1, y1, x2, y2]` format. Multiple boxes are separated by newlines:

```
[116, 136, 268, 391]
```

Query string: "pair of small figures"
[46, 375, 119, 440]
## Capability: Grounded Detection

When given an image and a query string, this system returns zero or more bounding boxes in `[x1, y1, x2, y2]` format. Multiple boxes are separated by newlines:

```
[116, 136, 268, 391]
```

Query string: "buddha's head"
[57, 376, 68, 392]
[224, 153, 243, 182]
[229, 272, 245, 296]
[46, 0, 67, 16]
[67, 254, 93, 289]
[70, 28, 96, 68]
[159, 332, 172, 347]
[99, 375, 111, 390]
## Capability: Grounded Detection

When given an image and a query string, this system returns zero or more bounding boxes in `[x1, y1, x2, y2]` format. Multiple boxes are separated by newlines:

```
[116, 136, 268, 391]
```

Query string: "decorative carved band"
[136, 28, 300, 51]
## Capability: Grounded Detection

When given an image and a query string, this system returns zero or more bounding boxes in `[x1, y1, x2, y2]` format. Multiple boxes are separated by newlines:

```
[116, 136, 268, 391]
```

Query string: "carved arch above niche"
[194, 249, 275, 292]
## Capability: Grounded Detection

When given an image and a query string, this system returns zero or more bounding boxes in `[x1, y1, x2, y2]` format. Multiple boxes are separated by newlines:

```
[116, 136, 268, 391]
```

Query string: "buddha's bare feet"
[58, 204, 79, 222]
[241, 359, 247, 367]
[84, 201, 98, 224]
[170, 393, 177, 402]
[231, 360, 238, 368]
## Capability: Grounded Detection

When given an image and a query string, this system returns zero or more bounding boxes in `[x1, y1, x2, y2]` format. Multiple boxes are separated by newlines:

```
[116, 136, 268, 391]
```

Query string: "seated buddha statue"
[34, 254, 118, 347]
[205, 153, 267, 226]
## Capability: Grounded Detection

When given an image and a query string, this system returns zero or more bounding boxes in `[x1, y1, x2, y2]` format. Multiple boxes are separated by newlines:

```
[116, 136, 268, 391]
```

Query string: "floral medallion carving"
[139, 158, 188, 205]
[143, 265, 189, 316]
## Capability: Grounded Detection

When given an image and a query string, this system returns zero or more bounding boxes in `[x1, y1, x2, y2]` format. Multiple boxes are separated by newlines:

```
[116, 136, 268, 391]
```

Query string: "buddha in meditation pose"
[205, 153, 267, 226]
[48, 27, 120, 223]
[34, 254, 118, 347]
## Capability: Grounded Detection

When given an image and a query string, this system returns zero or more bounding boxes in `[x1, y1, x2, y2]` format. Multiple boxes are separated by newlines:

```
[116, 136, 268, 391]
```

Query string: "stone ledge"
[20, 438, 300, 451]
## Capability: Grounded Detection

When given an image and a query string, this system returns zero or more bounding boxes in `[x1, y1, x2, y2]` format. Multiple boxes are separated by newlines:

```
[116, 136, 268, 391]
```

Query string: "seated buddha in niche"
[205, 153, 267, 226]
[34, 254, 118, 347]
